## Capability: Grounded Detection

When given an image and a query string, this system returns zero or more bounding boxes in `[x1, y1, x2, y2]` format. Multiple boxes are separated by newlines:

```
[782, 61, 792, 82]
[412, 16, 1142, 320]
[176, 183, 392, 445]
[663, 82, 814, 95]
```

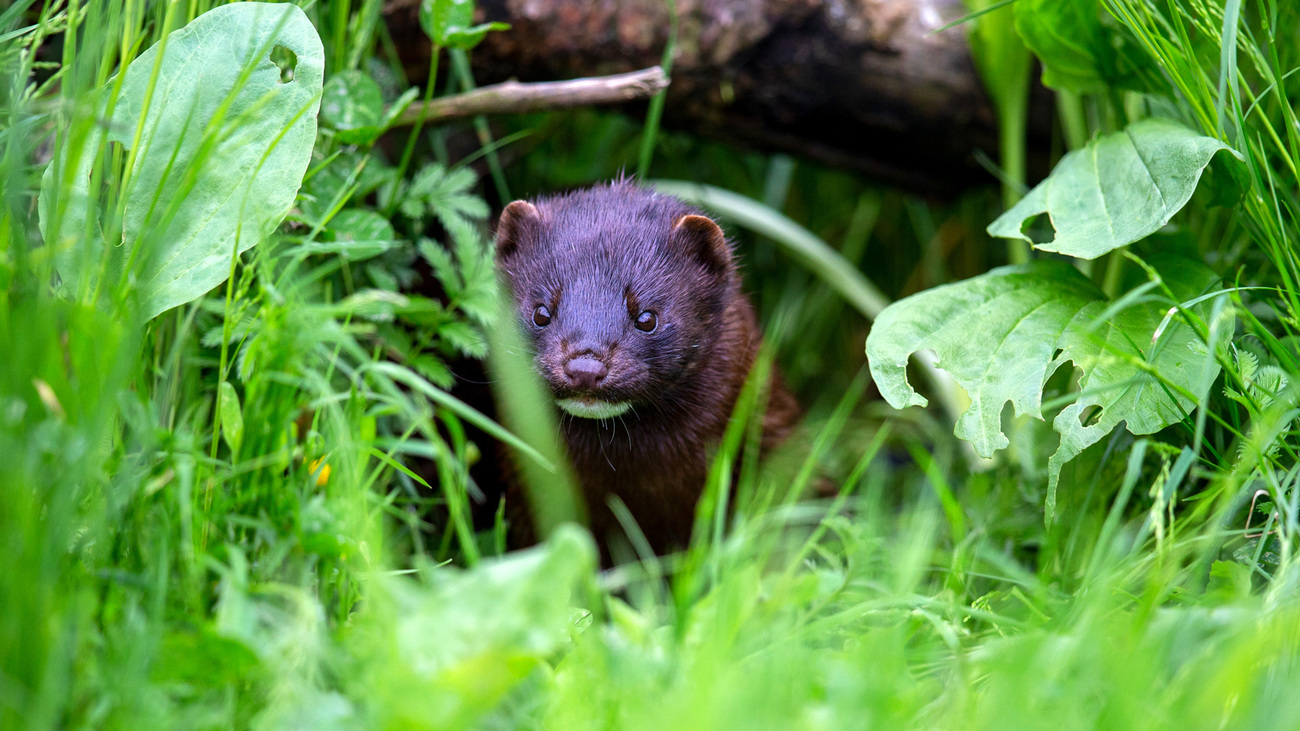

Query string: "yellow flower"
[308, 457, 331, 487]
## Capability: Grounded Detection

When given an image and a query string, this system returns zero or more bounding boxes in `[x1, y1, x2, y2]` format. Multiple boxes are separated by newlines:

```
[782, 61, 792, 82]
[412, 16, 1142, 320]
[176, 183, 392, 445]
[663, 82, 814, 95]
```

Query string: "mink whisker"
[616, 412, 632, 451]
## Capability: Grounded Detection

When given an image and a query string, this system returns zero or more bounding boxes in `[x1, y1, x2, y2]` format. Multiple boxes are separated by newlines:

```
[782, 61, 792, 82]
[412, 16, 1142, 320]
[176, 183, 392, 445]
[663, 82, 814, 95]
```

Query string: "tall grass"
[2, 0, 1300, 729]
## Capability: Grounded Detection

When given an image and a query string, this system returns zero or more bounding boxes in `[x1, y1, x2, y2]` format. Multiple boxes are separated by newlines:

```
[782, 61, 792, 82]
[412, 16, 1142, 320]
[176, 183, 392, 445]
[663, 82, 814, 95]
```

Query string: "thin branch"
[393, 66, 669, 127]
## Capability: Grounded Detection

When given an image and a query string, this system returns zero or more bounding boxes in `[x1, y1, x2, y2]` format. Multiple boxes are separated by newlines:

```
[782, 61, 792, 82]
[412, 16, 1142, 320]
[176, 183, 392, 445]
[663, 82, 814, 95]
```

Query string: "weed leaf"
[217, 380, 244, 452]
[988, 118, 1244, 259]
[320, 70, 385, 145]
[39, 2, 324, 320]
[419, 0, 510, 50]
[1014, 0, 1110, 92]
[357, 526, 594, 725]
[866, 253, 1221, 519]
[329, 208, 397, 256]
[1046, 255, 1220, 517]
[400, 163, 489, 230]
[1013, 0, 1151, 93]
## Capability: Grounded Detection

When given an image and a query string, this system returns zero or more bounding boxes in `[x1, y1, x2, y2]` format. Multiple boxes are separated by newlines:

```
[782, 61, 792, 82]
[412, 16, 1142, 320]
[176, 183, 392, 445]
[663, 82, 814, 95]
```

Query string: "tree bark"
[384, 0, 1051, 193]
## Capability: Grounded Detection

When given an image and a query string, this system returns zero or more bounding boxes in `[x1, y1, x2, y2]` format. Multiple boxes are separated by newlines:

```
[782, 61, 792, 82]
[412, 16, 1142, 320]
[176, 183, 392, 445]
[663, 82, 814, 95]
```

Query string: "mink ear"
[495, 200, 541, 259]
[672, 214, 731, 275]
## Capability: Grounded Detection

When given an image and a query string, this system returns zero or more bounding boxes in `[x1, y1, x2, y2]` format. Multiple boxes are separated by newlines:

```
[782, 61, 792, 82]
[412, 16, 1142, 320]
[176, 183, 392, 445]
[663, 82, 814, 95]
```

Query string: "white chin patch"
[556, 397, 632, 419]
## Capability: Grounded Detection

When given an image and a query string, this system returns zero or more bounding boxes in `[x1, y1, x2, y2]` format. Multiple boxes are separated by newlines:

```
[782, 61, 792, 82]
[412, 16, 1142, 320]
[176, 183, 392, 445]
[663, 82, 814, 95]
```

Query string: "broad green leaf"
[1013, 0, 1152, 93]
[299, 152, 391, 228]
[39, 3, 323, 320]
[1014, 0, 1109, 93]
[330, 208, 396, 250]
[1204, 560, 1253, 602]
[154, 628, 261, 686]
[218, 380, 244, 452]
[1046, 255, 1220, 515]
[363, 526, 595, 726]
[868, 261, 1098, 458]
[441, 23, 511, 50]
[420, 0, 474, 40]
[988, 118, 1244, 260]
[866, 254, 1221, 520]
[320, 74, 419, 147]
[419, 0, 510, 50]
[320, 70, 385, 145]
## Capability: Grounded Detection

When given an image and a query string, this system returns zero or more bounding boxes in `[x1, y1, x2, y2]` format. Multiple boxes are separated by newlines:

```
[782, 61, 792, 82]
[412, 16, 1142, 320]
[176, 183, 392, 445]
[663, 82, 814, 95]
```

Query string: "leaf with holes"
[39, 2, 323, 320]
[987, 118, 1244, 260]
[1046, 255, 1223, 517]
[865, 253, 1222, 520]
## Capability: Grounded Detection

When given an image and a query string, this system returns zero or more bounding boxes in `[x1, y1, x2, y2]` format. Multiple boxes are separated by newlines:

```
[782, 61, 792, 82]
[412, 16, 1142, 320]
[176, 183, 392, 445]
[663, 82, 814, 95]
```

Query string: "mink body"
[494, 181, 799, 554]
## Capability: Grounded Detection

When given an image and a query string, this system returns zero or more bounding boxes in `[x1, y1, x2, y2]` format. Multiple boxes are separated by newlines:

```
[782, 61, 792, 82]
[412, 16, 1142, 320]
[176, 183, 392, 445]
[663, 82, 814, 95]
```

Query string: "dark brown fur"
[494, 181, 800, 554]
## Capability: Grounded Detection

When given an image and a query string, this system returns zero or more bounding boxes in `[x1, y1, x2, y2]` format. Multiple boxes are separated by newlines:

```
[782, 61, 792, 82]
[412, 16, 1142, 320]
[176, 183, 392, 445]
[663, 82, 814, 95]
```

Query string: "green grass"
[3, 0, 1300, 729]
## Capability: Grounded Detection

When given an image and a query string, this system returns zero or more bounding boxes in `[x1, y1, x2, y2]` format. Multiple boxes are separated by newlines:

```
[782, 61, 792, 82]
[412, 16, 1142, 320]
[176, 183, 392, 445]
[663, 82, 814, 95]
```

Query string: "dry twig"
[394, 66, 669, 127]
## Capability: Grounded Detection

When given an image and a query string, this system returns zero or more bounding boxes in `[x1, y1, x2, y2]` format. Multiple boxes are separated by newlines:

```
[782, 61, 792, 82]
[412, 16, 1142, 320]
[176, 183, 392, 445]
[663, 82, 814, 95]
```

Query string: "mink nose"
[563, 356, 608, 390]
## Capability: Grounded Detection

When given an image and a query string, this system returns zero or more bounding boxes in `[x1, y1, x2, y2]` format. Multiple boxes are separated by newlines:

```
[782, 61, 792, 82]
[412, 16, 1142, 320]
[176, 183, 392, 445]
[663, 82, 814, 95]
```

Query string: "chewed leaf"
[39, 2, 324, 320]
[866, 254, 1222, 521]
[988, 118, 1244, 260]
[1045, 255, 1221, 516]
[868, 260, 1100, 459]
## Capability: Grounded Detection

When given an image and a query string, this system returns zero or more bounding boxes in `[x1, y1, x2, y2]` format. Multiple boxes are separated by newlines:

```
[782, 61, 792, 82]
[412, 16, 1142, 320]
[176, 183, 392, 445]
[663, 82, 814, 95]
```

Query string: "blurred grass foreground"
[4, 0, 1300, 729]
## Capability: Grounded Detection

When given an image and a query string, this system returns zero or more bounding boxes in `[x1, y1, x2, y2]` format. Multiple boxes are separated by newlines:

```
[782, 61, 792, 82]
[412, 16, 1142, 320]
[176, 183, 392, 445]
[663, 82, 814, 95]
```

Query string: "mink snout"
[563, 356, 609, 390]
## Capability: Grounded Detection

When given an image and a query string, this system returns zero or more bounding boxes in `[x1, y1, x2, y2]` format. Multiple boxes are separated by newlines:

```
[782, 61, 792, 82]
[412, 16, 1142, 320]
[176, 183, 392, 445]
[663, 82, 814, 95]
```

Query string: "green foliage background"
[3, 0, 1300, 728]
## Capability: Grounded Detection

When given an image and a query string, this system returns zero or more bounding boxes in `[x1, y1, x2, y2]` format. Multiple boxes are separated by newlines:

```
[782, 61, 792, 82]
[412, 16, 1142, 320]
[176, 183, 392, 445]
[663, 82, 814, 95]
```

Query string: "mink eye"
[532, 305, 552, 327]
[634, 310, 658, 333]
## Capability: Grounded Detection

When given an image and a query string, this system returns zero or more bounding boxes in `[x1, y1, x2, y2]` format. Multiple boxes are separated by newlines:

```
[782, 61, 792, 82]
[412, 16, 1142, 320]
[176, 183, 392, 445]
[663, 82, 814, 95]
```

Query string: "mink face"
[494, 182, 735, 418]
[491, 181, 799, 555]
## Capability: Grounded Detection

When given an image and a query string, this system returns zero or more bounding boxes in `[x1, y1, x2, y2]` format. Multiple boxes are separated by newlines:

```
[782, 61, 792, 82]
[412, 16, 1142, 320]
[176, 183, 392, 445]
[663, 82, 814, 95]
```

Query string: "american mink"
[493, 180, 800, 554]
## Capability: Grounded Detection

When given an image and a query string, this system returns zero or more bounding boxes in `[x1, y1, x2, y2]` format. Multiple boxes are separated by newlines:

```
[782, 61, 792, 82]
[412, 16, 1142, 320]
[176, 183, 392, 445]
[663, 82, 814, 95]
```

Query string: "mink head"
[494, 182, 736, 419]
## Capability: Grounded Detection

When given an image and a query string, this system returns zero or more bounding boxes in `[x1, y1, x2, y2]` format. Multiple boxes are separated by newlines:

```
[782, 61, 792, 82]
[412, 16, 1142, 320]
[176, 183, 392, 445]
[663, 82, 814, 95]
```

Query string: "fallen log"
[384, 0, 1052, 193]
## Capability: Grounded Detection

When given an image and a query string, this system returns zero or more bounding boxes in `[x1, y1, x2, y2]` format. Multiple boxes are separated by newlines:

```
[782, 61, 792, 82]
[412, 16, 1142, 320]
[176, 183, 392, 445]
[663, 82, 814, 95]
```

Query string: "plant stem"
[449, 48, 510, 203]
[1101, 249, 1124, 297]
[387, 43, 440, 216]
[1000, 88, 1030, 264]
[1058, 89, 1087, 150]
[637, 0, 678, 179]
